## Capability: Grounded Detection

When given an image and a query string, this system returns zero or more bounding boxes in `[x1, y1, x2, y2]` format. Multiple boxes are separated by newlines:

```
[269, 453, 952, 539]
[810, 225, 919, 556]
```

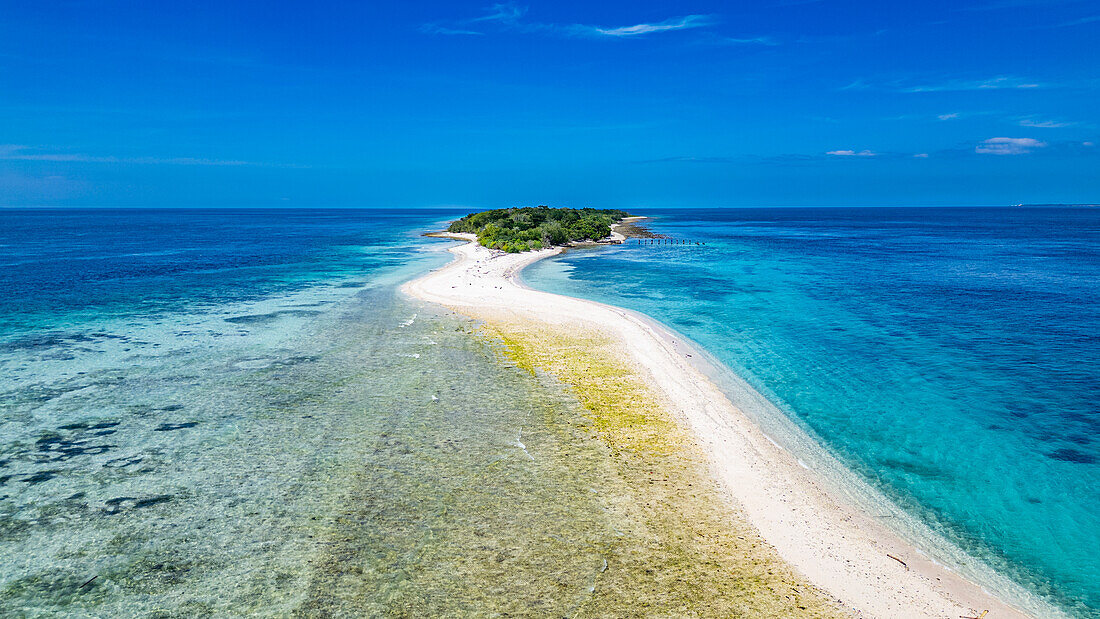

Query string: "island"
[403, 207, 1028, 619]
[446, 206, 632, 252]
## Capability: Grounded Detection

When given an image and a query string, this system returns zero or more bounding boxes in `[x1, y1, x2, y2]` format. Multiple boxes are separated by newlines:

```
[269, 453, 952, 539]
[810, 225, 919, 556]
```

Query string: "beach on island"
[402, 227, 1033, 619]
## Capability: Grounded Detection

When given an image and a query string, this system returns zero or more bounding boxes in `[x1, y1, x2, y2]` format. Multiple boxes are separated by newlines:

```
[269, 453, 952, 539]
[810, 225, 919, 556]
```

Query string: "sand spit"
[402, 232, 1029, 619]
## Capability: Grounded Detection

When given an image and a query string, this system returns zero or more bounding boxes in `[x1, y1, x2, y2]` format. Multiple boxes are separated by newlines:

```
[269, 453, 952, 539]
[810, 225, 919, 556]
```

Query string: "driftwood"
[886, 553, 909, 570]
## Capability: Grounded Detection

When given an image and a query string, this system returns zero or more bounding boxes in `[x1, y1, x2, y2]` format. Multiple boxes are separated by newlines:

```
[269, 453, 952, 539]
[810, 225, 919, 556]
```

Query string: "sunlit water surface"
[524, 207, 1099, 617]
[0, 209, 688, 615]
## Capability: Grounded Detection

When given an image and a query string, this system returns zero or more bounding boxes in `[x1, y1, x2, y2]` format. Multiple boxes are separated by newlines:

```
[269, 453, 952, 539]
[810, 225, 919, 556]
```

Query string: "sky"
[1, 0, 1097, 207]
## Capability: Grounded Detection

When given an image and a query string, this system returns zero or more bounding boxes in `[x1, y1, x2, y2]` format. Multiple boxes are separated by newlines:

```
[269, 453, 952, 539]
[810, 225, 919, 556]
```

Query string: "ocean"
[523, 206, 1099, 617]
[1, 207, 1096, 616]
[0, 208, 690, 615]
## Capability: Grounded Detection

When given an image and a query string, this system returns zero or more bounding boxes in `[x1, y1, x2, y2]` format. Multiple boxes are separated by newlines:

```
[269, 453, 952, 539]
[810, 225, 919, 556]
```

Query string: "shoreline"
[401, 231, 1034, 618]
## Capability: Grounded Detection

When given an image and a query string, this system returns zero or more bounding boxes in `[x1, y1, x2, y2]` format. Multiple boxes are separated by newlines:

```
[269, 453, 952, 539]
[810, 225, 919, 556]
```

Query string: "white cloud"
[961, 0, 1081, 11]
[0, 145, 285, 167]
[423, 6, 717, 40]
[637, 155, 735, 163]
[472, 3, 525, 24]
[840, 80, 871, 91]
[938, 113, 960, 120]
[582, 14, 713, 37]
[719, 36, 778, 45]
[1018, 119, 1070, 128]
[826, 149, 876, 156]
[421, 3, 525, 35]
[902, 76, 1041, 92]
[979, 76, 1039, 89]
[1056, 15, 1100, 27]
[914, 153, 930, 158]
[696, 33, 779, 46]
[975, 137, 1046, 155]
[419, 24, 483, 35]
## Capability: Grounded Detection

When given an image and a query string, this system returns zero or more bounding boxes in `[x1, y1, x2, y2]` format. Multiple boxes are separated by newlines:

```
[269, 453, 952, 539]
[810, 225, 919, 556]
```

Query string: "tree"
[448, 206, 630, 252]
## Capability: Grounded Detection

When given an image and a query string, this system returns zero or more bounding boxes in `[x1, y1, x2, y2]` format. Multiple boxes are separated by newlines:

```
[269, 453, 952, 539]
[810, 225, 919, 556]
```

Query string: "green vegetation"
[448, 206, 631, 253]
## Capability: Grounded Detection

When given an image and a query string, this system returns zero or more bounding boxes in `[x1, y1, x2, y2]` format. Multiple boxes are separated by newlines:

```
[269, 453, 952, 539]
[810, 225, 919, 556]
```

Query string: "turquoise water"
[4, 207, 1096, 615]
[3, 208, 838, 616]
[0, 209, 650, 614]
[523, 207, 1100, 617]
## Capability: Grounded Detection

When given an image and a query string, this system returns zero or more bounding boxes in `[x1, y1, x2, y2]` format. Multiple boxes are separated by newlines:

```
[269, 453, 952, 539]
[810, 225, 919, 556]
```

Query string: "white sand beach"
[401, 231, 1029, 619]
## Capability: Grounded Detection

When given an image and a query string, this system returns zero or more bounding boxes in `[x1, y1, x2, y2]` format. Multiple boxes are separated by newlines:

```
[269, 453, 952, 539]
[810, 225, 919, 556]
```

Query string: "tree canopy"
[447, 206, 631, 253]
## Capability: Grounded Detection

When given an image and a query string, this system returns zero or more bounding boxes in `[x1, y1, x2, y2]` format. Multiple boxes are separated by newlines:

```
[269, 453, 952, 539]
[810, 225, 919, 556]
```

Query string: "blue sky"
[1, 0, 1097, 207]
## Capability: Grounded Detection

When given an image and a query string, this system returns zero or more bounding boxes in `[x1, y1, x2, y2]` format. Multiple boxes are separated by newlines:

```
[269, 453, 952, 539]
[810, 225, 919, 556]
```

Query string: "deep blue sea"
[1, 207, 1096, 616]
[0, 208, 454, 334]
[524, 207, 1100, 617]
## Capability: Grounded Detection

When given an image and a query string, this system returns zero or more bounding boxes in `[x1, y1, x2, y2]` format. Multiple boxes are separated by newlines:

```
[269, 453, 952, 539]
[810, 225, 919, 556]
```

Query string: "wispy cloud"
[930, 111, 1001, 122]
[638, 150, 929, 164]
[958, 0, 1079, 11]
[901, 76, 1041, 92]
[841, 76, 1045, 93]
[975, 137, 1046, 155]
[639, 139, 1096, 165]
[422, 4, 719, 40]
[418, 24, 483, 36]
[1018, 118, 1072, 128]
[577, 14, 714, 38]
[635, 155, 735, 163]
[1055, 14, 1100, 26]
[0, 170, 87, 201]
[472, 2, 526, 23]
[0, 145, 296, 167]
[420, 3, 524, 36]
[826, 149, 877, 156]
[695, 33, 780, 46]
[722, 36, 778, 45]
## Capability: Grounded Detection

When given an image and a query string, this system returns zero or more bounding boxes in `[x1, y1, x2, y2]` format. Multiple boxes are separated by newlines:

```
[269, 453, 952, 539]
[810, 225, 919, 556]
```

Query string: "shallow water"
[0, 283, 636, 615]
[523, 207, 1100, 617]
[1, 208, 830, 615]
[0, 209, 464, 613]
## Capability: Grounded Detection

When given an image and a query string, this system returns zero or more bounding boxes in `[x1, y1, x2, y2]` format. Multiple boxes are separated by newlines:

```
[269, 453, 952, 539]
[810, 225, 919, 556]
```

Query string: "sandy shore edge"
[402, 230, 1035, 619]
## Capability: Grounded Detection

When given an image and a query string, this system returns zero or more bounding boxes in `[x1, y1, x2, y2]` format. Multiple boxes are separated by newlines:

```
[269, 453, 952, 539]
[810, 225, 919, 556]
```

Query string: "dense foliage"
[448, 206, 631, 253]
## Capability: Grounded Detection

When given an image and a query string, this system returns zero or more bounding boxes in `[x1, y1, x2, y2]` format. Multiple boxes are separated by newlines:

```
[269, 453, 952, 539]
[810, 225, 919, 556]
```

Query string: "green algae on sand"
[481, 321, 845, 617]
[294, 311, 843, 616]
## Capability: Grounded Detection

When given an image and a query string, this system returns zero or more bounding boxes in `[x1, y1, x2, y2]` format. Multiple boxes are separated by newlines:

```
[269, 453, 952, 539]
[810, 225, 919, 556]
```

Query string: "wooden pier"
[634, 238, 705, 246]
